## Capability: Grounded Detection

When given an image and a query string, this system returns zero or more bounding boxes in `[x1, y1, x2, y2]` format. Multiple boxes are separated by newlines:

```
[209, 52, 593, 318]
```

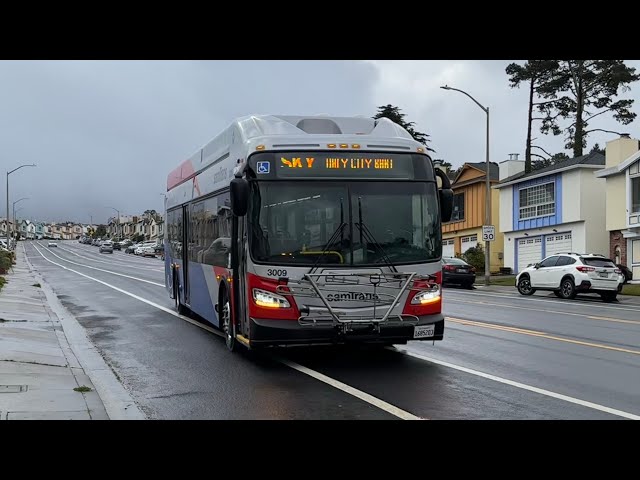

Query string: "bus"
[164, 114, 453, 351]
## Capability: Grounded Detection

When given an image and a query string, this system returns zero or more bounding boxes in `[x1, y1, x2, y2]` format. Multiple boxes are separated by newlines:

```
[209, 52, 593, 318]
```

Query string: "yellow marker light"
[340, 143, 349, 148]
[252, 288, 290, 308]
[256, 145, 266, 150]
[327, 144, 337, 148]
[216, 275, 221, 281]
[352, 144, 361, 149]
[417, 147, 424, 153]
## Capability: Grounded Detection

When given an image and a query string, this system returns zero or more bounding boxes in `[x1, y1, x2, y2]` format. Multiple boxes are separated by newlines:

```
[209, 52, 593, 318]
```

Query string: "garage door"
[517, 236, 542, 273]
[442, 238, 455, 258]
[545, 233, 572, 256]
[460, 234, 478, 254]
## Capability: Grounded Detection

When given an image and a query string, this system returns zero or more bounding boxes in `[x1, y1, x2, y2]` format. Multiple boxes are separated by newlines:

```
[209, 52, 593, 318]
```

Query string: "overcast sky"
[2, 60, 639, 224]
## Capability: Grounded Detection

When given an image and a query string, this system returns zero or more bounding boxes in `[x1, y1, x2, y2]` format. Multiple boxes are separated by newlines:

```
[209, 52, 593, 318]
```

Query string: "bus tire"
[221, 287, 237, 352]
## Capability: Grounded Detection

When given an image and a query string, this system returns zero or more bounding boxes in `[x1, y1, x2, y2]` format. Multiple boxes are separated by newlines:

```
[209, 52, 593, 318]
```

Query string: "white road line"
[444, 290, 640, 313]
[394, 347, 640, 420]
[31, 243, 422, 421]
[36, 242, 164, 287]
[277, 358, 423, 420]
[57, 245, 163, 272]
[31, 243, 224, 338]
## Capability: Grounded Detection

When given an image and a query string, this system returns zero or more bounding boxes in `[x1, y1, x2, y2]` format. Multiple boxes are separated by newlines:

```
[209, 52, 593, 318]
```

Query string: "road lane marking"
[277, 358, 423, 420]
[56, 245, 163, 273]
[446, 317, 640, 356]
[70, 243, 165, 269]
[31, 243, 224, 338]
[444, 290, 640, 313]
[36, 242, 164, 287]
[31, 243, 422, 421]
[449, 299, 640, 326]
[393, 347, 640, 420]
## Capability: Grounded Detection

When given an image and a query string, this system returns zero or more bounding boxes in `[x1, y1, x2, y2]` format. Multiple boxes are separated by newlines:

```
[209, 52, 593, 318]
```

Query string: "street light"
[13, 198, 29, 237]
[105, 206, 120, 240]
[440, 85, 491, 287]
[6, 164, 36, 248]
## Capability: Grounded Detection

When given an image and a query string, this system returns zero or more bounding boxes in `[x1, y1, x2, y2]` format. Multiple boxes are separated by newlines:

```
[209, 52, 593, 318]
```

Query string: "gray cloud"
[1, 60, 638, 224]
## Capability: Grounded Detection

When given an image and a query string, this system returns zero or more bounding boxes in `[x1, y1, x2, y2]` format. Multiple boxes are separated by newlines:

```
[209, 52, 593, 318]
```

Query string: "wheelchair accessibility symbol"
[257, 161, 270, 174]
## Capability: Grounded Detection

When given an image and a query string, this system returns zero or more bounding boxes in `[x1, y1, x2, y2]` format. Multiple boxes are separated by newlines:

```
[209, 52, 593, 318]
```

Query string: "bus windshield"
[248, 181, 441, 267]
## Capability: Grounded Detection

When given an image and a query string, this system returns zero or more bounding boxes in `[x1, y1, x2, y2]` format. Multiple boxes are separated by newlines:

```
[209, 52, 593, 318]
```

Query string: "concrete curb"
[23, 243, 146, 420]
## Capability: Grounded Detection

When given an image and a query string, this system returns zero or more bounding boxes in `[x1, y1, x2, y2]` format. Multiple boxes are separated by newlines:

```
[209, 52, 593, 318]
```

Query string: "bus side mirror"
[440, 188, 454, 223]
[230, 177, 249, 217]
[434, 168, 454, 223]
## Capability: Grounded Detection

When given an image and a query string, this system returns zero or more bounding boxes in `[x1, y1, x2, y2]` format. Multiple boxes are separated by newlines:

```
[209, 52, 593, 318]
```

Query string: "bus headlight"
[252, 288, 291, 308]
[410, 286, 441, 305]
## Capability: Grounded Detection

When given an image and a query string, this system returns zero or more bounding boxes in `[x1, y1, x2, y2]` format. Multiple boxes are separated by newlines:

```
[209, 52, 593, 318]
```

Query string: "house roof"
[595, 149, 640, 178]
[496, 152, 605, 188]
[452, 162, 499, 184]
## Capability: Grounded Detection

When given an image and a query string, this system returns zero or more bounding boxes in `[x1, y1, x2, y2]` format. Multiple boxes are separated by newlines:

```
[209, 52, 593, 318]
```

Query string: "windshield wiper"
[308, 198, 346, 274]
[355, 197, 398, 273]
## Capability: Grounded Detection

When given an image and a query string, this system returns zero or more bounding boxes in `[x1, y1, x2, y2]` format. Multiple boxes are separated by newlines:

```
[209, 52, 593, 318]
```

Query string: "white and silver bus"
[164, 114, 453, 351]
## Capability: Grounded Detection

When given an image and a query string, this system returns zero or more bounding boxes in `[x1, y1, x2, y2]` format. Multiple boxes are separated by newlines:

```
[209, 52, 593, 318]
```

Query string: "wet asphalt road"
[24, 240, 640, 420]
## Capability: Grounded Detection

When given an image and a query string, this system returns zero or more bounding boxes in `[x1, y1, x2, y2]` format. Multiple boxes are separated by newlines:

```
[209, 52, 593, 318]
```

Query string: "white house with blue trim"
[495, 152, 609, 274]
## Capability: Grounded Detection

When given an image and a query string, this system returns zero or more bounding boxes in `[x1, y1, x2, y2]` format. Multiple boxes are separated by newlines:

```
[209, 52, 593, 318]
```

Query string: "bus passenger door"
[182, 204, 190, 305]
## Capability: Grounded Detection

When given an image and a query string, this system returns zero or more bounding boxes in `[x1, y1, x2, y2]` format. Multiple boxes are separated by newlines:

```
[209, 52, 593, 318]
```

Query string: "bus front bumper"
[248, 314, 445, 347]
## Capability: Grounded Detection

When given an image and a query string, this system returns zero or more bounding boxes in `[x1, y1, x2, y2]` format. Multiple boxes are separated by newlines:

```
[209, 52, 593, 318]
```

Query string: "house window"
[519, 182, 555, 220]
[451, 193, 465, 221]
[631, 176, 640, 214]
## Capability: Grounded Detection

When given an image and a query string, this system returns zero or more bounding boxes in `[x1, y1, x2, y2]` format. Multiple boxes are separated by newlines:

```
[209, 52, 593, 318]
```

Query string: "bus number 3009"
[267, 269, 288, 277]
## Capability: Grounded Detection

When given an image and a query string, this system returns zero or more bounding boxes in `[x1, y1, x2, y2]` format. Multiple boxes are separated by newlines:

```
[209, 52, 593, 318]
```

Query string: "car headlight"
[411, 285, 441, 305]
[252, 288, 291, 308]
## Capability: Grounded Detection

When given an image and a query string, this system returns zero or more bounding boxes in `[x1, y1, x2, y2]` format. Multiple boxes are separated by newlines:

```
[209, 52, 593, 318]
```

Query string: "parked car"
[48, 241, 58, 247]
[125, 243, 139, 254]
[616, 264, 633, 284]
[516, 253, 623, 302]
[99, 241, 114, 254]
[442, 257, 476, 288]
[112, 241, 121, 250]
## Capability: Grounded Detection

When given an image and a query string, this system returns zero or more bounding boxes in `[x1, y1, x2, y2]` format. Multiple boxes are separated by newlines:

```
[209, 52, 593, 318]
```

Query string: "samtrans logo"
[281, 157, 315, 168]
[326, 292, 380, 302]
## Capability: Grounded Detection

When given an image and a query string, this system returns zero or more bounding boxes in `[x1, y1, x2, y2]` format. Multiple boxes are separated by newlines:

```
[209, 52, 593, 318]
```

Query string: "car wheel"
[517, 276, 535, 296]
[559, 278, 576, 299]
[601, 292, 617, 303]
[464, 282, 474, 290]
[554, 291, 563, 298]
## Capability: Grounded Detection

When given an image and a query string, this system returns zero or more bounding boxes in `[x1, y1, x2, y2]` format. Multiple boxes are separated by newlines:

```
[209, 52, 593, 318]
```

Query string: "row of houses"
[0, 220, 88, 240]
[106, 211, 164, 242]
[438, 136, 640, 280]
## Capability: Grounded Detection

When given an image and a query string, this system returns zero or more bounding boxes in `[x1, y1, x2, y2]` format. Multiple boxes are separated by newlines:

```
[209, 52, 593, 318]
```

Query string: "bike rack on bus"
[275, 272, 439, 333]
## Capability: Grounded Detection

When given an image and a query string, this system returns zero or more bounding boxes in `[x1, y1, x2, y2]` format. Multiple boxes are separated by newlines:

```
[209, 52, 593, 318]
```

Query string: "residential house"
[439, 160, 504, 272]
[149, 215, 164, 242]
[495, 151, 608, 274]
[35, 222, 45, 239]
[594, 136, 640, 281]
[0, 219, 13, 237]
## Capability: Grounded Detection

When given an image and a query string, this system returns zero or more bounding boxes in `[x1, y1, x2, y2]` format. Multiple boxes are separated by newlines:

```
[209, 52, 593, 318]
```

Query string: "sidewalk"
[0, 244, 143, 420]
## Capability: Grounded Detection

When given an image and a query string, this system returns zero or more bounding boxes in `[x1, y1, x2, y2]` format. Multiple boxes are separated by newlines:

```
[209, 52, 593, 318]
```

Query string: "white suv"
[516, 253, 623, 302]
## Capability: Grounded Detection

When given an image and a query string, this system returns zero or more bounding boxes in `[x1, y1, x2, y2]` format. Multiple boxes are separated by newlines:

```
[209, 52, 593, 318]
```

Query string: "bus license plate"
[414, 324, 435, 339]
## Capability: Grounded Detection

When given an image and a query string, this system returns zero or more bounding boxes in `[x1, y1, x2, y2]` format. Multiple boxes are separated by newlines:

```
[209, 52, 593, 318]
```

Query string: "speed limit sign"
[482, 225, 495, 242]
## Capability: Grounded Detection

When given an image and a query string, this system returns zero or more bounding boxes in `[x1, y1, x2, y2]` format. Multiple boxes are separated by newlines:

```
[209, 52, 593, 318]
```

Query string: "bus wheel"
[221, 289, 237, 352]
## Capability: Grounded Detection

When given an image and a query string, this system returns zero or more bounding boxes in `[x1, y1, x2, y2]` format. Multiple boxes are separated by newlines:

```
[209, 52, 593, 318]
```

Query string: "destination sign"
[250, 152, 418, 179]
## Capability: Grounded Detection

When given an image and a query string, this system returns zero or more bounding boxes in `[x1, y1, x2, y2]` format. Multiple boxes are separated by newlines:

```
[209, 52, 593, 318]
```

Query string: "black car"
[112, 242, 121, 250]
[442, 257, 476, 288]
[617, 264, 633, 283]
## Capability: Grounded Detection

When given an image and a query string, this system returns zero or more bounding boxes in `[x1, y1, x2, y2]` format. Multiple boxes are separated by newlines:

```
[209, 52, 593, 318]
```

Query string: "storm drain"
[0, 385, 28, 393]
